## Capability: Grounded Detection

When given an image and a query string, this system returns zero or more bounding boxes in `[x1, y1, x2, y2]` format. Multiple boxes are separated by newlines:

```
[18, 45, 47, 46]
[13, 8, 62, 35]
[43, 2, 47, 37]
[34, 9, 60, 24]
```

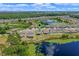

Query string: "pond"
[42, 19, 57, 25]
[36, 42, 79, 56]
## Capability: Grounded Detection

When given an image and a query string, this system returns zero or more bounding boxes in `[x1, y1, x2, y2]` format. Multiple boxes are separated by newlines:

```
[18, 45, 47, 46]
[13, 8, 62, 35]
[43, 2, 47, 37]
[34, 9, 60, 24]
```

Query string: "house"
[35, 28, 42, 35]
[18, 28, 35, 38]
[19, 30, 27, 38]
[26, 30, 34, 38]
[76, 28, 79, 32]
[42, 28, 50, 34]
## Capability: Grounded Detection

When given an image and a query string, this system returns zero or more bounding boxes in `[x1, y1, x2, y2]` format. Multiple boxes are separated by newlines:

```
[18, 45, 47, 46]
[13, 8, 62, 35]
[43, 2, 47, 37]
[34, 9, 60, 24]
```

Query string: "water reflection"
[37, 42, 79, 56]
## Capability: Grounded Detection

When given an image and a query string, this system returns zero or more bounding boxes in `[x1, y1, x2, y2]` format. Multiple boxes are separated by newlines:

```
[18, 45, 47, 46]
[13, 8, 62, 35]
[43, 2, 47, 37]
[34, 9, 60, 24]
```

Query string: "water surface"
[38, 42, 79, 56]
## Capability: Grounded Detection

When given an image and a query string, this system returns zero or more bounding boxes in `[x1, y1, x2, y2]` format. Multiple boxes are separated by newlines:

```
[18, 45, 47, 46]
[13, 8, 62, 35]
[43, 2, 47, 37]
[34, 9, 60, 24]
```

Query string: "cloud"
[29, 3, 56, 11]
[55, 3, 79, 7]
[0, 3, 79, 11]
[16, 4, 29, 6]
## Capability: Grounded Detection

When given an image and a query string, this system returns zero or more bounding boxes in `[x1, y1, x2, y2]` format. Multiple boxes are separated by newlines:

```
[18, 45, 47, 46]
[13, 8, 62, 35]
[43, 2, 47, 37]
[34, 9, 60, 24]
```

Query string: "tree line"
[0, 12, 67, 19]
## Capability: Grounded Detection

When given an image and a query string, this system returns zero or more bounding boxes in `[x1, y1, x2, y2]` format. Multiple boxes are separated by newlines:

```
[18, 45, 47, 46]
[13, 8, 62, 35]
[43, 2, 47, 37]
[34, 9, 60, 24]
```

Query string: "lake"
[37, 42, 79, 56]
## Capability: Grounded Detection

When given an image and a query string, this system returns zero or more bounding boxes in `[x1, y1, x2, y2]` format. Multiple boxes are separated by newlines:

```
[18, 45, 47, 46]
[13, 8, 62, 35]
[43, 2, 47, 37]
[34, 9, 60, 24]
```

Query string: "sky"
[0, 3, 79, 11]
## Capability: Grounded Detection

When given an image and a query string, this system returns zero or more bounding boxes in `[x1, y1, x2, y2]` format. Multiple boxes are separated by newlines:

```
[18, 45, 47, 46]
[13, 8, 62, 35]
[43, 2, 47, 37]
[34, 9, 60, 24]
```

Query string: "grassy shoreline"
[45, 39, 79, 44]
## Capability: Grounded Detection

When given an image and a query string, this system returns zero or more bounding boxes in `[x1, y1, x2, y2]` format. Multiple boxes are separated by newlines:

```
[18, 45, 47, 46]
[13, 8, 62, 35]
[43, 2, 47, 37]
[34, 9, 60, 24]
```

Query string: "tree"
[3, 45, 27, 56]
[61, 34, 69, 39]
[18, 18, 21, 22]
[15, 45, 27, 56]
[7, 32, 21, 45]
[26, 44, 36, 56]
[3, 46, 16, 56]
[0, 27, 6, 34]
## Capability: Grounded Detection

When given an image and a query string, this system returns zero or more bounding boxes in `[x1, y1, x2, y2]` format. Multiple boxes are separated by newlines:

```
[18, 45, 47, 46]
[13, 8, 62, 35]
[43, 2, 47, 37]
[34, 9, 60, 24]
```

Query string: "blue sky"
[0, 3, 79, 11]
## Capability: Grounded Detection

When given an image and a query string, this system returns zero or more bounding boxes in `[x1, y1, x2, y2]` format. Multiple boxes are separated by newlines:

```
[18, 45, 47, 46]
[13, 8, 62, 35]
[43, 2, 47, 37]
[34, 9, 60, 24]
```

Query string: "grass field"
[0, 34, 8, 44]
